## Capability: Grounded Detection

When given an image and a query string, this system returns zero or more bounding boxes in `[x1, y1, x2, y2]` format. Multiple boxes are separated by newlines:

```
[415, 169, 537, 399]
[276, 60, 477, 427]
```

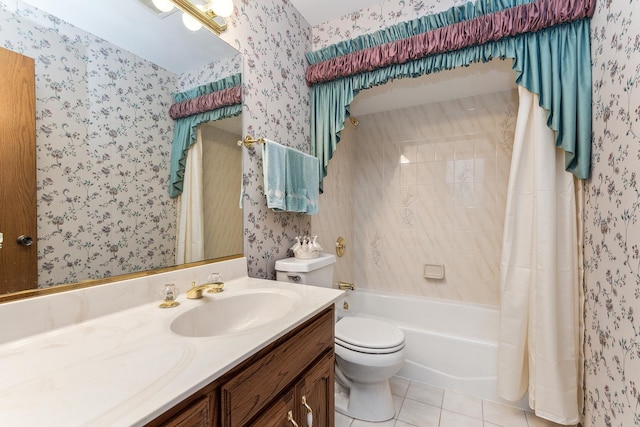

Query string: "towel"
[263, 139, 287, 211]
[284, 148, 320, 215]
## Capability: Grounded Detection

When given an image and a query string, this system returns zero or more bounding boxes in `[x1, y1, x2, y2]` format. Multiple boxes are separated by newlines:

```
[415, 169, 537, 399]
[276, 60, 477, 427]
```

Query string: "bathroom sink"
[170, 289, 299, 337]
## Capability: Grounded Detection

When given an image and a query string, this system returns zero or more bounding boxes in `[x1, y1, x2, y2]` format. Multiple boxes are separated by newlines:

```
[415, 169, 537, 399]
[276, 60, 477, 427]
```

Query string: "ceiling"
[350, 59, 517, 116]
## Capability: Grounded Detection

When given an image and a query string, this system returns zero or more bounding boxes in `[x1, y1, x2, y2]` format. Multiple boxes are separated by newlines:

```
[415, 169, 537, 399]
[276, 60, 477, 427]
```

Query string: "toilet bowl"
[334, 316, 406, 421]
[275, 253, 406, 422]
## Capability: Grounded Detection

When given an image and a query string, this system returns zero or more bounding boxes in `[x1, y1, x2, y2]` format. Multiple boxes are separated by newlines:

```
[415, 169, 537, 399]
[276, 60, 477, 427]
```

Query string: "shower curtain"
[497, 86, 581, 424]
[175, 128, 204, 264]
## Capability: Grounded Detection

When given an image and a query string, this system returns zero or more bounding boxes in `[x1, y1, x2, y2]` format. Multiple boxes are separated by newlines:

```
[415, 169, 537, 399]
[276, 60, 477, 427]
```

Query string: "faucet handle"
[159, 283, 180, 308]
[207, 272, 223, 284]
[206, 273, 224, 293]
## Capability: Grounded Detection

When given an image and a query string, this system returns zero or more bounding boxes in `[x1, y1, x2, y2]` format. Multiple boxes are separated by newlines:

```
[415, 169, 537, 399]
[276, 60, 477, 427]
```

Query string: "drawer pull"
[301, 395, 313, 427]
[287, 410, 299, 427]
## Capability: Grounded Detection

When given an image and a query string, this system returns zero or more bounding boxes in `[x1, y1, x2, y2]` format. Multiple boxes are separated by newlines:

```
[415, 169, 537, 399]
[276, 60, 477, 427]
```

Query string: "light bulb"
[209, 0, 233, 18]
[182, 11, 202, 31]
[151, 0, 174, 13]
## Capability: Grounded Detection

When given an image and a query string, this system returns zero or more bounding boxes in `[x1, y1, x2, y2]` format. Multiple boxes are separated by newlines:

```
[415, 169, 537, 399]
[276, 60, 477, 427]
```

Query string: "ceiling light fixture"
[169, 0, 232, 35]
[181, 4, 204, 31]
[209, 0, 233, 18]
[151, 0, 175, 13]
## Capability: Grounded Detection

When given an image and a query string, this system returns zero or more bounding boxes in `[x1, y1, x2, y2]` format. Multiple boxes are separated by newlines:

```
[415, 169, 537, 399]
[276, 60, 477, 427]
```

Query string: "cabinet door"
[148, 389, 218, 427]
[295, 352, 334, 427]
[163, 397, 210, 427]
[249, 387, 297, 427]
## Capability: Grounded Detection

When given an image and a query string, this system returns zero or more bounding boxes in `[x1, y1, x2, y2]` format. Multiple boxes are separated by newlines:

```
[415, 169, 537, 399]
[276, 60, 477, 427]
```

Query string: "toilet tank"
[275, 253, 336, 288]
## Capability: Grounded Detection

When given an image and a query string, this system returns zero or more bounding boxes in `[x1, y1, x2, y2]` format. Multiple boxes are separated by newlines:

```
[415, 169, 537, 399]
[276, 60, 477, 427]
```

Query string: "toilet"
[275, 253, 406, 422]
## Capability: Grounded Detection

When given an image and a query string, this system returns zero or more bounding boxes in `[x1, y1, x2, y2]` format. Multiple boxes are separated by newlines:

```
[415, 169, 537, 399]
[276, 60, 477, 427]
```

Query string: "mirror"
[0, 0, 243, 300]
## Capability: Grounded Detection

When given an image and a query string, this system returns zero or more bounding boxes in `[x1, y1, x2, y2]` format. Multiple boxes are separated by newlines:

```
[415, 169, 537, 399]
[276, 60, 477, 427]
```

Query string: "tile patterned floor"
[335, 377, 576, 427]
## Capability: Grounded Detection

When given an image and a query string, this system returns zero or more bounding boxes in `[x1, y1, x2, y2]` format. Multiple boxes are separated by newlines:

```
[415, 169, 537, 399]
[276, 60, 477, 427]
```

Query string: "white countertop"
[0, 276, 343, 427]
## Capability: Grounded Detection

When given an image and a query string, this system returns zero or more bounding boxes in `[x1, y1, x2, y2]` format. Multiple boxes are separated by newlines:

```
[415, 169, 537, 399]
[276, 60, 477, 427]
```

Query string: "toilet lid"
[335, 317, 405, 353]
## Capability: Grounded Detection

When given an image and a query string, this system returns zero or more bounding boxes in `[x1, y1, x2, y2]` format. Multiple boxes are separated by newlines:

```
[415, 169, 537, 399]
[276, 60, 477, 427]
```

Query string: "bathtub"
[337, 288, 528, 407]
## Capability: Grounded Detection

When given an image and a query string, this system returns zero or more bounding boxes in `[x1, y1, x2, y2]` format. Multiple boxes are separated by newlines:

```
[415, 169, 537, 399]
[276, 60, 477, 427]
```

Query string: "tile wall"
[310, 122, 356, 285]
[314, 88, 517, 306]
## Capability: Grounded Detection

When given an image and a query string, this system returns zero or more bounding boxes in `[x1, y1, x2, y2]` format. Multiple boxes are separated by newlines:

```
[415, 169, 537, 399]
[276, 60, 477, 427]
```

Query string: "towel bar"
[237, 134, 265, 149]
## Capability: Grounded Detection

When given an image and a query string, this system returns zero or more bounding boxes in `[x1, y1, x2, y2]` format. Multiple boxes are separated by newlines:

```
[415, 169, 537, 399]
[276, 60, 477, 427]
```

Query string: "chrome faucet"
[186, 280, 224, 299]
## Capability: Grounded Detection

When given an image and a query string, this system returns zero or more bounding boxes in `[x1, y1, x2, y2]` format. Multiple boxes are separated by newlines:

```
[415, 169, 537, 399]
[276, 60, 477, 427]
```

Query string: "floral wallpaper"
[0, 1, 177, 287]
[311, 0, 467, 50]
[583, 0, 640, 425]
[177, 52, 242, 92]
[217, 0, 315, 279]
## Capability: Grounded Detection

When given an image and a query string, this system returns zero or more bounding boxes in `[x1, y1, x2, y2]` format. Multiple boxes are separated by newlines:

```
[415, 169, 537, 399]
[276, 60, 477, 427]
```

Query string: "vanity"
[0, 257, 343, 426]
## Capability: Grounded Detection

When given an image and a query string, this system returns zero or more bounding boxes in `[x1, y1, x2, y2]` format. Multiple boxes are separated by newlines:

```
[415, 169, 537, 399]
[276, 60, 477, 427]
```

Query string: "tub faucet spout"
[338, 281, 355, 291]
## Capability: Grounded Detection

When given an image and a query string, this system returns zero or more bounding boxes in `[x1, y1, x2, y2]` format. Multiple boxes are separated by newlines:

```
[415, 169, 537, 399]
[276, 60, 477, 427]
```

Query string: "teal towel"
[285, 148, 320, 215]
[263, 139, 287, 211]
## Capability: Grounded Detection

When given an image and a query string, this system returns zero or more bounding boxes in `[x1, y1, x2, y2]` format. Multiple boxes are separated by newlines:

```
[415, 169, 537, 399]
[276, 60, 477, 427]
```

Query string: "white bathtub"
[337, 289, 527, 407]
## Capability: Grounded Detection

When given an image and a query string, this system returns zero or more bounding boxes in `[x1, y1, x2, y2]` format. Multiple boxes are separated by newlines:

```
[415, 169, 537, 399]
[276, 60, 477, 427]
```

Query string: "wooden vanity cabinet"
[148, 306, 334, 427]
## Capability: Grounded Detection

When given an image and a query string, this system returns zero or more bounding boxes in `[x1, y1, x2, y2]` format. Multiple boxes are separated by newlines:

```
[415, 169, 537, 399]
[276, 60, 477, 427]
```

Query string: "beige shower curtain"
[175, 128, 205, 264]
[497, 86, 582, 425]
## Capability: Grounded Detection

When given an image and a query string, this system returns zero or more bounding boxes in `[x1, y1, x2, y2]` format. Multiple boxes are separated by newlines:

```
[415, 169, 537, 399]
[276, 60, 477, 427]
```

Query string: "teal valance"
[308, 0, 594, 191]
[169, 73, 242, 198]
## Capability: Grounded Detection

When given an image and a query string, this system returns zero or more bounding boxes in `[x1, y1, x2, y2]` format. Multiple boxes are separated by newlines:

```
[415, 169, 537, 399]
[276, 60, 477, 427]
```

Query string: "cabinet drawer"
[221, 308, 334, 427]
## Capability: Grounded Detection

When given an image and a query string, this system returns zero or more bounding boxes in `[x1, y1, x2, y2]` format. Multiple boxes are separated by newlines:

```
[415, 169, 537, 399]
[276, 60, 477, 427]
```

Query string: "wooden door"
[0, 47, 37, 293]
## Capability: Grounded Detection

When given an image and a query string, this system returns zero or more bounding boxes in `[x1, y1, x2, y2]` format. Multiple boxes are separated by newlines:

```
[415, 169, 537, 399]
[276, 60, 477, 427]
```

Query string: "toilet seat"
[335, 317, 405, 354]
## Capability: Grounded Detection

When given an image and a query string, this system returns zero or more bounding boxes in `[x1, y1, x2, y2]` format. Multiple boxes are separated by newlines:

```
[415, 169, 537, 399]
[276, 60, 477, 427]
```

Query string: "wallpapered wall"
[312, 0, 468, 50]
[218, 1, 314, 279]
[584, 0, 640, 425]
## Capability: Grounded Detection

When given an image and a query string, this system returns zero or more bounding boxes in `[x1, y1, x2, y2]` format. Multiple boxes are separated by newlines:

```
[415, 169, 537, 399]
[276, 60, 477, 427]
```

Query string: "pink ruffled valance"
[169, 85, 242, 120]
[306, 0, 595, 85]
